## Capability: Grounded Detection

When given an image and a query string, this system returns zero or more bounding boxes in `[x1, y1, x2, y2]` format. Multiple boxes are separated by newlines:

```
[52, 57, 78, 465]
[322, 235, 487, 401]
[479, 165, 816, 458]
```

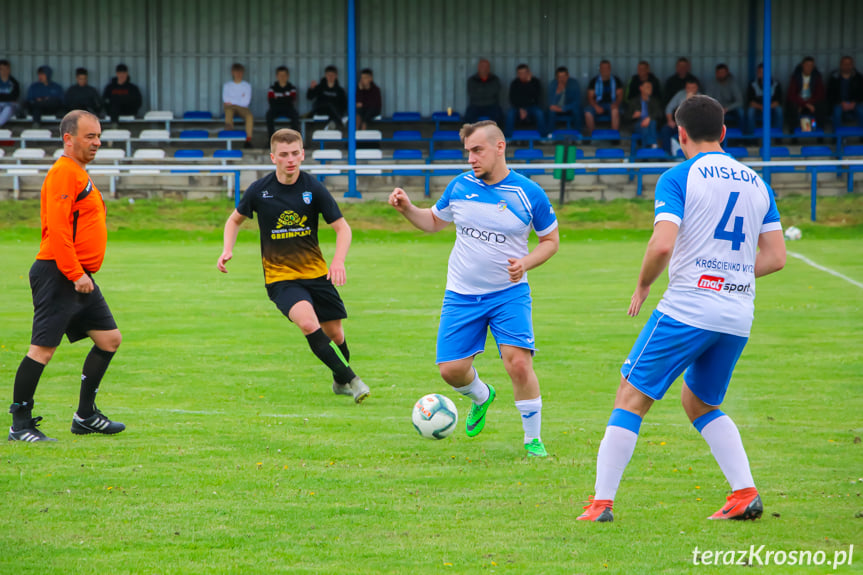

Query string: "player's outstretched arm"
[328, 217, 352, 287]
[754, 230, 786, 278]
[506, 228, 560, 282]
[388, 187, 449, 233]
[217, 209, 248, 273]
[628, 221, 679, 317]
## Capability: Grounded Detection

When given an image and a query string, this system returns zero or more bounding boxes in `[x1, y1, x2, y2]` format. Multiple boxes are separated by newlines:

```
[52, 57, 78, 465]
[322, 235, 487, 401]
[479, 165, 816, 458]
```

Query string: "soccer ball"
[784, 225, 802, 241]
[412, 394, 458, 439]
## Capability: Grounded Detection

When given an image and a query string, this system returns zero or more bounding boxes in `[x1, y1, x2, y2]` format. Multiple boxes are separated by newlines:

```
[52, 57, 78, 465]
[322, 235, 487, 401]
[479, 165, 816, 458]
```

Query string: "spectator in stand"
[661, 78, 700, 153]
[27, 65, 64, 126]
[356, 68, 382, 131]
[627, 80, 664, 148]
[222, 62, 254, 148]
[664, 57, 698, 106]
[828, 56, 863, 130]
[787, 56, 827, 132]
[546, 66, 581, 136]
[0, 59, 21, 128]
[465, 58, 503, 125]
[505, 63, 544, 136]
[266, 66, 299, 137]
[102, 63, 142, 125]
[626, 60, 662, 102]
[307, 65, 347, 130]
[746, 63, 783, 134]
[65, 67, 102, 116]
[584, 60, 624, 133]
[705, 63, 744, 128]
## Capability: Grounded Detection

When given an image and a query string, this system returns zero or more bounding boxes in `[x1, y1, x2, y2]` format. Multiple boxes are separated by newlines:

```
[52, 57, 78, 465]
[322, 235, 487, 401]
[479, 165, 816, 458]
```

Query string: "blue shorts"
[586, 102, 613, 118]
[621, 310, 748, 406]
[436, 283, 535, 364]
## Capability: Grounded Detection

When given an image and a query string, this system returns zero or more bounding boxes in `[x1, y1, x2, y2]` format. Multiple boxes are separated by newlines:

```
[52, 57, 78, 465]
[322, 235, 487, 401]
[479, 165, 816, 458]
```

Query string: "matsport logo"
[697, 274, 751, 293]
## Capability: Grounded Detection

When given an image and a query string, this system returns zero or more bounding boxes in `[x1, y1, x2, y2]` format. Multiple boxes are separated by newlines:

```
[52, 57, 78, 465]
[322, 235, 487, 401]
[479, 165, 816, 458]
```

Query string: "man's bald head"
[459, 120, 504, 145]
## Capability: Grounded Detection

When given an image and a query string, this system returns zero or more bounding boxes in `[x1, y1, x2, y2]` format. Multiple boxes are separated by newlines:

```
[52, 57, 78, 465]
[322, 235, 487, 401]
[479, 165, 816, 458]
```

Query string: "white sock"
[452, 369, 489, 405]
[697, 413, 755, 491]
[515, 396, 542, 443]
[594, 408, 643, 501]
[595, 426, 639, 500]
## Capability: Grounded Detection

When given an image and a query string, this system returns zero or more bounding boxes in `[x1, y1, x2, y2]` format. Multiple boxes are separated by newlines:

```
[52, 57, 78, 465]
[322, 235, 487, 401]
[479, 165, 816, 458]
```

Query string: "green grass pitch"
[1, 199, 861, 574]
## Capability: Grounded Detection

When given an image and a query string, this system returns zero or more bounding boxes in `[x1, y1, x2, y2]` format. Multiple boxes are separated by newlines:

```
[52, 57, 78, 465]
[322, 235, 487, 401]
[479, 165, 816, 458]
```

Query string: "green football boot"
[465, 383, 495, 437]
[524, 438, 548, 457]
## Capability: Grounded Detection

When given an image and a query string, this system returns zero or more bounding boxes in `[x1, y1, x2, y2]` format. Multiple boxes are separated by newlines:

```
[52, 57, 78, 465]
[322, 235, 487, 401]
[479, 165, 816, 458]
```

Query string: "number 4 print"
[714, 192, 745, 251]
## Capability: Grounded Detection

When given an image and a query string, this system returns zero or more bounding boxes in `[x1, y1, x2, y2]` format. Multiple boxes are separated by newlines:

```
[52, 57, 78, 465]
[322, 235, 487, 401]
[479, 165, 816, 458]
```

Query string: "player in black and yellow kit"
[217, 129, 370, 402]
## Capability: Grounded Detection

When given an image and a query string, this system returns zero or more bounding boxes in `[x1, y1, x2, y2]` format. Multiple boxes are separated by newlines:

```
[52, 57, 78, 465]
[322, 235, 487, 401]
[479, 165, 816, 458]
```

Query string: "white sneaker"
[347, 377, 370, 404]
[332, 380, 353, 397]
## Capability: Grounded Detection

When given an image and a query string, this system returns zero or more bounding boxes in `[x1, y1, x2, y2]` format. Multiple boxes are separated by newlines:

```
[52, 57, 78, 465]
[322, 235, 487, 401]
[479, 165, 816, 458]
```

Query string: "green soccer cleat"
[465, 383, 495, 437]
[524, 438, 548, 457]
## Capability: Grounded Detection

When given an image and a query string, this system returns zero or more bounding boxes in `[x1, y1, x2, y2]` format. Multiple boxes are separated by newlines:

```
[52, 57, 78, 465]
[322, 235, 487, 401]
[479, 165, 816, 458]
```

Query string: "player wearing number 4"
[217, 129, 370, 403]
[578, 96, 786, 522]
[389, 120, 560, 457]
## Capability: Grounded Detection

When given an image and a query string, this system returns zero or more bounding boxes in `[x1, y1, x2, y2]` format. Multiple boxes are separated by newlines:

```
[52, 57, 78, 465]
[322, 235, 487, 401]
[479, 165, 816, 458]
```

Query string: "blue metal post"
[234, 170, 241, 209]
[747, 0, 758, 90]
[762, 0, 772, 185]
[345, 0, 360, 198]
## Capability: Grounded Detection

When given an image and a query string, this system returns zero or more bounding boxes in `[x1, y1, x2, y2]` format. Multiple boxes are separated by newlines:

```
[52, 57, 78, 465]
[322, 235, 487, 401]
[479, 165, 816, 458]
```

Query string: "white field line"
[788, 251, 863, 290]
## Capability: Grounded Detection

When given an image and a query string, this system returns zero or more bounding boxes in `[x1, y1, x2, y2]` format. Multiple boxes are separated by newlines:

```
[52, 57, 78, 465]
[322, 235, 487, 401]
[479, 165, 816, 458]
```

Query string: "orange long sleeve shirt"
[35, 156, 107, 282]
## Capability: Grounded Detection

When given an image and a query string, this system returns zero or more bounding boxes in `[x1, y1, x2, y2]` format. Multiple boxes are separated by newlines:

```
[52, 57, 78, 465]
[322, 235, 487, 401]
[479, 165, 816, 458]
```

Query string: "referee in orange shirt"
[9, 110, 125, 442]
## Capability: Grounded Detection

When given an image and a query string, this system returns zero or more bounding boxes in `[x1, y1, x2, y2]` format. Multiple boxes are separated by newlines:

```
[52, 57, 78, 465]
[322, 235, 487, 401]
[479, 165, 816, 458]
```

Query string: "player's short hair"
[715, 63, 729, 72]
[231, 62, 245, 72]
[0, 59, 10, 68]
[638, 60, 650, 67]
[270, 128, 303, 153]
[840, 55, 853, 63]
[325, 65, 338, 74]
[675, 95, 724, 143]
[802, 56, 815, 65]
[116, 63, 128, 73]
[360, 68, 373, 76]
[60, 110, 99, 137]
[555, 66, 568, 75]
[677, 57, 690, 64]
[516, 63, 529, 72]
[276, 65, 289, 74]
[75, 67, 88, 76]
[459, 120, 504, 144]
[599, 59, 611, 67]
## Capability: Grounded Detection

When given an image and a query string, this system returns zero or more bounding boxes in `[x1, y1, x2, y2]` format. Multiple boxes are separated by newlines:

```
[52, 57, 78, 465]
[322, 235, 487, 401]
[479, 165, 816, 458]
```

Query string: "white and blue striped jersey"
[432, 170, 558, 295]
[654, 151, 782, 337]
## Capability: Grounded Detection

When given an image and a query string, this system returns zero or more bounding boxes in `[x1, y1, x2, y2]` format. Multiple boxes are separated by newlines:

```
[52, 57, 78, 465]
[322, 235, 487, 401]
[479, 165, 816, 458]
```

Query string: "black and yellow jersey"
[237, 171, 343, 284]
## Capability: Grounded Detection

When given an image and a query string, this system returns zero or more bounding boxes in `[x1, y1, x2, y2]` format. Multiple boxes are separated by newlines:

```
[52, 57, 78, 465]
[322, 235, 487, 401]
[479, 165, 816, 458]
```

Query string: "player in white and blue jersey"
[389, 120, 559, 457]
[578, 96, 787, 522]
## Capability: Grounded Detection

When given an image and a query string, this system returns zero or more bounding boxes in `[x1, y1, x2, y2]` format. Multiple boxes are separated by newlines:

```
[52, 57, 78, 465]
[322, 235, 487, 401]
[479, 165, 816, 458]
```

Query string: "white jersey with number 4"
[432, 170, 558, 295]
[654, 151, 782, 337]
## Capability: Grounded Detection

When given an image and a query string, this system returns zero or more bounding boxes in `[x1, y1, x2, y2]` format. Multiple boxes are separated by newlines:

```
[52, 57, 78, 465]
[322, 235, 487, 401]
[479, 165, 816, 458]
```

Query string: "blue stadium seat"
[595, 148, 628, 175]
[183, 111, 213, 120]
[392, 149, 424, 176]
[431, 130, 460, 141]
[432, 149, 464, 161]
[432, 111, 462, 127]
[759, 146, 795, 173]
[218, 130, 246, 139]
[843, 145, 863, 192]
[510, 129, 542, 142]
[179, 129, 208, 139]
[634, 148, 669, 161]
[214, 149, 243, 159]
[724, 146, 749, 159]
[174, 149, 204, 158]
[752, 127, 784, 139]
[392, 111, 422, 122]
[800, 145, 834, 158]
[513, 148, 545, 176]
[792, 127, 826, 138]
[392, 130, 423, 142]
[837, 126, 863, 138]
[724, 127, 744, 140]
[589, 129, 620, 141]
[551, 129, 582, 141]
[843, 145, 863, 157]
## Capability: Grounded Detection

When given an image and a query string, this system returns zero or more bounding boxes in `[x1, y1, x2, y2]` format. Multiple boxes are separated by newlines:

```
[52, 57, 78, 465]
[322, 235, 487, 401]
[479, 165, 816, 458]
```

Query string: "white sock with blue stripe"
[693, 410, 755, 491]
[515, 396, 542, 443]
[452, 368, 490, 405]
[595, 408, 642, 501]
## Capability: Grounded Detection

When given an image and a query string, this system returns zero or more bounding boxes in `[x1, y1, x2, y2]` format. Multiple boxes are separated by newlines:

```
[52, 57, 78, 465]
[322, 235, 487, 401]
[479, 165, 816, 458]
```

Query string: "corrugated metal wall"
[1, 0, 860, 117]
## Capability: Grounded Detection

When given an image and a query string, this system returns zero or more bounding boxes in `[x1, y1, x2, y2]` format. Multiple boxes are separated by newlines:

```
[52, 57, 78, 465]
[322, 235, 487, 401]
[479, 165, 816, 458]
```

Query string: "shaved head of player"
[389, 120, 560, 457]
[217, 129, 370, 404]
[9, 109, 126, 441]
[578, 95, 786, 522]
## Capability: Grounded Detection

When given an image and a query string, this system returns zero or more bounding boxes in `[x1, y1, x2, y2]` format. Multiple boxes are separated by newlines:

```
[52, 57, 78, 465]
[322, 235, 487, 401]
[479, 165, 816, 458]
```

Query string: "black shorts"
[29, 260, 118, 347]
[266, 276, 347, 324]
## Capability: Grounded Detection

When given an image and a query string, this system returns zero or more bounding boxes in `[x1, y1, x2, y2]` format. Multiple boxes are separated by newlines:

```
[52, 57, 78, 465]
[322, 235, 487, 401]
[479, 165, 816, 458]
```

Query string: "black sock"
[78, 346, 115, 418]
[305, 328, 356, 385]
[11, 356, 45, 430]
[337, 340, 350, 363]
